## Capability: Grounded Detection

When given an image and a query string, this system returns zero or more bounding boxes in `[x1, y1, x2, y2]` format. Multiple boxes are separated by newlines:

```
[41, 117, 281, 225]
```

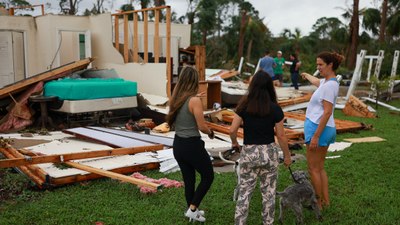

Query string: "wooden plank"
[284, 112, 367, 133]
[143, 11, 148, 63]
[114, 16, 119, 49]
[278, 92, 312, 107]
[154, 9, 160, 63]
[0, 147, 44, 187]
[0, 145, 163, 168]
[205, 121, 243, 138]
[49, 163, 159, 186]
[0, 58, 92, 99]
[65, 161, 162, 190]
[343, 136, 386, 143]
[166, 7, 171, 97]
[209, 70, 239, 80]
[111, 5, 170, 16]
[123, 14, 129, 63]
[133, 12, 139, 63]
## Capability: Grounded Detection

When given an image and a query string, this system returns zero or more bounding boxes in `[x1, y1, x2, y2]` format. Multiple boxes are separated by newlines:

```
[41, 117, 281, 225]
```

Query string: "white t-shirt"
[305, 78, 339, 127]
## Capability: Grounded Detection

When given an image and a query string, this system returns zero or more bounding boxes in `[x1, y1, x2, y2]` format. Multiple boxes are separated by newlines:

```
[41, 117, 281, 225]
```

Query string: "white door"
[0, 31, 14, 88]
[12, 32, 25, 82]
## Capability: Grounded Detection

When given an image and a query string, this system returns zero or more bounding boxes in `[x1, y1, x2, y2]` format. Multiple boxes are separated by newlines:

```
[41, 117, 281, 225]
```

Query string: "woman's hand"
[309, 136, 319, 151]
[232, 142, 240, 151]
[284, 155, 292, 168]
[301, 72, 310, 80]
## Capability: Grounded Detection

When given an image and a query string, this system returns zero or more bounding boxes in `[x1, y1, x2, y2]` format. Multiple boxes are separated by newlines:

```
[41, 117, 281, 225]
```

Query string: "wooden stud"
[143, 11, 149, 63]
[166, 7, 171, 97]
[154, 9, 160, 63]
[123, 14, 129, 63]
[65, 161, 162, 190]
[133, 12, 139, 63]
[49, 163, 159, 186]
[114, 15, 119, 50]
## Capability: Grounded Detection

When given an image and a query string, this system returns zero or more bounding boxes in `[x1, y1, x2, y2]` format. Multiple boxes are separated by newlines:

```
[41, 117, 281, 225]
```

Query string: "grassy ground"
[1, 100, 400, 225]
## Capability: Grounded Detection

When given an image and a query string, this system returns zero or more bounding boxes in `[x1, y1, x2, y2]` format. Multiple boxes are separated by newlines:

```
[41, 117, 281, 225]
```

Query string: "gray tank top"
[174, 98, 200, 138]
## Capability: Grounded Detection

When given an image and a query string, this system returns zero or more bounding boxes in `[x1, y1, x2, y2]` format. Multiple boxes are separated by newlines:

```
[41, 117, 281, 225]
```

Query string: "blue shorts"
[304, 118, 336, 146]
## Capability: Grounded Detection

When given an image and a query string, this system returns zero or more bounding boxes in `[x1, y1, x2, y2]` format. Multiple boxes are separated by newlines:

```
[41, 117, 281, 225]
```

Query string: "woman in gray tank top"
[166, 67, 215, 222]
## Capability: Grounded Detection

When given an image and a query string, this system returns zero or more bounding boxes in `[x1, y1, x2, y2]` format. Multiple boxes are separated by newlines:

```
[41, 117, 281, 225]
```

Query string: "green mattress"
[44, 78, 137, 100]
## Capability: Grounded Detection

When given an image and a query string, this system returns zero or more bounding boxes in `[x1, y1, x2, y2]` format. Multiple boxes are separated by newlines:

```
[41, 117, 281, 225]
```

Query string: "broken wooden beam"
[0, 147, 45, 187]
[0, 145, 163, 168]
[49, 163, 159, 186]
[0, 58, 93, 99]
[65, 161, 162, 190]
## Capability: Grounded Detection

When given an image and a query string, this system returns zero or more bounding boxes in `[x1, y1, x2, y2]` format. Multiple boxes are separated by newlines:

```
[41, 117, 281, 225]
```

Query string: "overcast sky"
[27, 0, 379, 36]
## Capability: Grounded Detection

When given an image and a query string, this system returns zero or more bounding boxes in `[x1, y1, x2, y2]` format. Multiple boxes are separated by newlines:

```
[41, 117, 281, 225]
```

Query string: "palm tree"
[363, 0, 400, 42]
[280, 28, 302, 55]
[337, 0, 361, 69]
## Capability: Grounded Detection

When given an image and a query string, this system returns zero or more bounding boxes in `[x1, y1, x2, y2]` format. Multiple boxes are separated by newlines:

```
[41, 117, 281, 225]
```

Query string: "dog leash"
[288, 166, 300, 184]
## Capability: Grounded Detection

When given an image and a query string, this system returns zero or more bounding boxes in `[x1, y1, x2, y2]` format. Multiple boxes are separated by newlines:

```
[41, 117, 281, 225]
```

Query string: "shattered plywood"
[342, 95, 376, 118]
[284, 112, 368, 133]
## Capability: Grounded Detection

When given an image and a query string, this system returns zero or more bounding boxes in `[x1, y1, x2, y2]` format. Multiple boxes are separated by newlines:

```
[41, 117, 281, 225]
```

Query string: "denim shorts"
[304, 118, 336, 146]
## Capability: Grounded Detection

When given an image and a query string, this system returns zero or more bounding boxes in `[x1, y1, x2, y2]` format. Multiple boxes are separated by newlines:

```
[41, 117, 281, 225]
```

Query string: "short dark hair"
[265, 49, 270, 55]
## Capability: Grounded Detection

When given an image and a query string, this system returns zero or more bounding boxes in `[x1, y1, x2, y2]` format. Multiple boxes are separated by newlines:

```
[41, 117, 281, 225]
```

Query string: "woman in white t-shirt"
[301, 52, 344, 210]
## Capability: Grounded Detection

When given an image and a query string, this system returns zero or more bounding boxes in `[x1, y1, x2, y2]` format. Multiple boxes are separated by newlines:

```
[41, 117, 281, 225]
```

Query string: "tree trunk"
[69, 0, 76, 15]
[238, 10, 247, 61]
[347, 0, 359, 70]
[379, 0, 388, 43]
[202, 29, 207, 45]
[246, 39, 253, 62]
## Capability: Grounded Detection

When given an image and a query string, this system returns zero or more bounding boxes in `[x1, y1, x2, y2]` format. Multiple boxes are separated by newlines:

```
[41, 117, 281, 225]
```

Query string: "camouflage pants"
[234, 143, 280, 225]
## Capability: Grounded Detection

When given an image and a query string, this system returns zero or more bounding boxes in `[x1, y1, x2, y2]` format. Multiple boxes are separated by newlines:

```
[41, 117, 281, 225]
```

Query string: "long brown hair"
[166, 67, 199, 126]
[236, 70, 277, 116]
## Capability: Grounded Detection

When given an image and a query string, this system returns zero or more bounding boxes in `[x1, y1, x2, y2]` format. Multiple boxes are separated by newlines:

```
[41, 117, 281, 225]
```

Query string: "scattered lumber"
[342, 95, 376, 118]
[0, 144, 45, 187]
[0, 145, 163, 168]
[284, 112, 369, 133]
[278, 92, 312, 107]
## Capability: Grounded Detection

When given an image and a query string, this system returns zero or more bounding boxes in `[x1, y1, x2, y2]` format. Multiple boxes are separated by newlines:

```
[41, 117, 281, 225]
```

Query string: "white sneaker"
[185, 208, 206, 222]
[183, 209, 204, 216]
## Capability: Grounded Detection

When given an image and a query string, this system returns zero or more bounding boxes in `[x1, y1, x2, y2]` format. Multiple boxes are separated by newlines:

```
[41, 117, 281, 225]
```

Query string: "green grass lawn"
[1, 100, 400, 225]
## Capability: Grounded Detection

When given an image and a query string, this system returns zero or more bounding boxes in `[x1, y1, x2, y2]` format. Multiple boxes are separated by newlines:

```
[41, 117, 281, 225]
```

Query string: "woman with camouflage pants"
[230, 70, 292, 225]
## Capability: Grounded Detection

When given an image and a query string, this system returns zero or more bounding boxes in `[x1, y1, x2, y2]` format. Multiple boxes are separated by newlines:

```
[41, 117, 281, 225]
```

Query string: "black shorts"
[274, 74, 283, 82]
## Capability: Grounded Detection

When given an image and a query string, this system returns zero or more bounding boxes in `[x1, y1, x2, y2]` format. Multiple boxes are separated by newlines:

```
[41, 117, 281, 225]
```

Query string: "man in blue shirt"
[259, 49, 277, 81]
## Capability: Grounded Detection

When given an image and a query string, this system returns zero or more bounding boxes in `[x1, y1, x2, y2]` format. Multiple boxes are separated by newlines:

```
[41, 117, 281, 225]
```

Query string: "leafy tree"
[0, 0, 30, 8]
[196, 0, 217, 45]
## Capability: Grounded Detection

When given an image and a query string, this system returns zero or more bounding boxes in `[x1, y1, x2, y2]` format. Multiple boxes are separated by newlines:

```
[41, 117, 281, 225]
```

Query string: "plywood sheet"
[343, 136, 386, 143]
[87, 126, 174, 146]
[63, 127, 154, 148]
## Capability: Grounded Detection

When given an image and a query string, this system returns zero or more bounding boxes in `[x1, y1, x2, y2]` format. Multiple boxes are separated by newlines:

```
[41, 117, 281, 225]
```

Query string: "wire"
[48, 32, 63, 70]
